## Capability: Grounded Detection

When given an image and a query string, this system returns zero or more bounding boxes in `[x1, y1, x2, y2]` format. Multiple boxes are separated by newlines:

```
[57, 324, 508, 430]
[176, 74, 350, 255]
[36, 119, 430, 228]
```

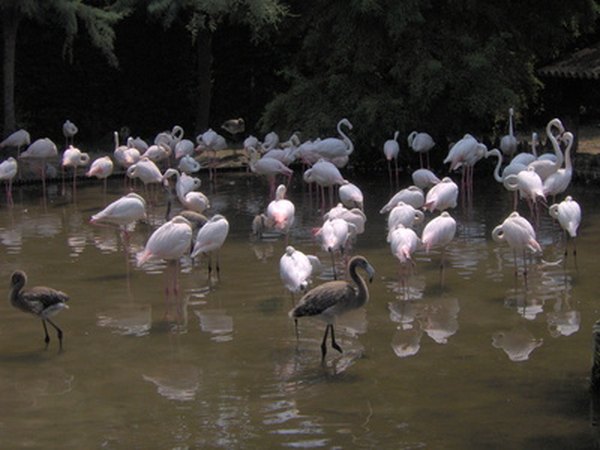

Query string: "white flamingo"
[408, 131, 435, 168]
[0, 156, 18, 205]
[499, 107, 518, 157]
[338, 181, 364, 210]
[191, 214, 230, 278]
[383, 131, 400, 188]
[279, 246, 321, 300]
[423, 177, 459, 212]
[380, 185, 425, 213]
[86, 155, 114, 197]
[492, 211, 542, 280]
[312, 118, 354, 160]
[62, 119, 78, 147]
[549, 196, 581, 261]
[543, 131, 574, 200]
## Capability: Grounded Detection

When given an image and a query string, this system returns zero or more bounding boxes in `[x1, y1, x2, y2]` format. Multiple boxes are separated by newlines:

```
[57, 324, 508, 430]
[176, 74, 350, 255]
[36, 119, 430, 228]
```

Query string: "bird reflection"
[142, 364, 201, 402]
[547, 291, 580, 338]
[14, 367, 75, 407]
[391, 325, 423, 358]
[194, 309, 234, 342]
[388, 296, 459, 357]
[96, 304, 152, 336]
[492, 326, 543, 361]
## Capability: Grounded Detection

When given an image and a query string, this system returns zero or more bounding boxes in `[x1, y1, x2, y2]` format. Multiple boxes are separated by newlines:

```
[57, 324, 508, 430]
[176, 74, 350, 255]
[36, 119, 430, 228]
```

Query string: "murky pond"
[1, 167, 599, 449]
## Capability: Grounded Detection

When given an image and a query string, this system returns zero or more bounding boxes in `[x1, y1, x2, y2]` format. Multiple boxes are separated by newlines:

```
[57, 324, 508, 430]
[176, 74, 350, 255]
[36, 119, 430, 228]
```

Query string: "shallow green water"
[0, 169, 599, 449]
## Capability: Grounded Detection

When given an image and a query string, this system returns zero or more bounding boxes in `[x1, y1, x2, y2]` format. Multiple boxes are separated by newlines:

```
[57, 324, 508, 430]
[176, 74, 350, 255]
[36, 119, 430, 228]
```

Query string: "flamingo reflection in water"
[289, 255, 374, 363]
[9, 270, 69, 350]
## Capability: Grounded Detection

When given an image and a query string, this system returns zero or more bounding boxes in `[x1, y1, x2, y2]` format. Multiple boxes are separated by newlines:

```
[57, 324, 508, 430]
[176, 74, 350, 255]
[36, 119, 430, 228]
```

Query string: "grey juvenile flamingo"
[9, 270, 69, 349]
[289, 255, 375, 362]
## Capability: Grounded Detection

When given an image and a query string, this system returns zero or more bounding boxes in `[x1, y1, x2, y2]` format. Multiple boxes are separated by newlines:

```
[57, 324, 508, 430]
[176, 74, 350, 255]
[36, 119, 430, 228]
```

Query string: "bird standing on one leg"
[289, 255, 375, 362]
[9, 270, 69, 349]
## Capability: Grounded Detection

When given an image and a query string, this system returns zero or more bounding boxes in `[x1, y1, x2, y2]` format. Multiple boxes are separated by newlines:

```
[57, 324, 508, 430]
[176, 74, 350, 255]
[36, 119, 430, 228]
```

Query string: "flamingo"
[126, 157, 164, 198]
[338, 181, 364, 210]
[411, 168, 441, 189]
[61, 145, 90, 199]
[113, 131, 140, 175]
[492, 211, 542, 280]
[312, 118, 354, 160]
[423, 177, 459, 212]
[19, 137, 58, 199]
[389, 224, 420, 284]
[248, 147, 293, 198]
[266, 184, 295, 243]
[137, 215, 193, 304]
[380, 186, 425, 213]
[196, 128, 227, 182]
[503, 166, 546, 220]
[303, 159, 345, 209]
[528, 118, 564, 181]
[543, 131, 574, 200]
[0, 156, 18, 205]
[386, 202, 425, 239]
[178, 154, 201, 174]
[261, 131, 280, 153]
[288, 255, 374, 362]
[62, 119, 78, 147]
[549, 196, 581, 260]
[86, 155, 114, 196]
[9, 270, 69, 349]
[510, 132, 538, 166]
[90, 192, 147, 240]
[279, 246, 321, 301]
[316, 217, 353, 280]
[144, 143, 172, 166]
[383, 131, 400, 188]
[421, 211, 457, 282]
[0, 128, 30, 158]
[174, 139, 195, 159]
[324, 203, 366, 239]
[407, 131, 435, 168]
[191, 214, 230, 279]
[499, 107, 518, 158]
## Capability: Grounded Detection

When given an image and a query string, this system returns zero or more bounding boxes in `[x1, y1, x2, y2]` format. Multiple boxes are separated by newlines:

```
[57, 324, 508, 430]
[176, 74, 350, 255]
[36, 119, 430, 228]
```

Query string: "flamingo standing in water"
[0, 156, 18, 205]
[316, 217, 354, 280]
[312, 118, 354, 160]
[386, 202, 425, 239]
[9, 270, 69, 349]
[137, 216, 193, 306]
[62, 120, 78, 147]
[411, 168, 441, 189]
[0, 129, 30, 160]
[288, 255, 375, 362]
[388, 224, 420, 286]
[549, 196, 581, 261]
[61, 145, 90, 200]
[90, 192, 147, 246]
[19, 137, 58, 200]
[279, 246, 321, 302]
[86, 155, 114, 197]
[543, 131, 574, 201]
[266, 184, 295, 243]
[408, 131, 435, 168]
[338, 181, 364, 210]
[492, 211, 542, 280]
[421, 211, 457, 282]
[423, 177, 459, 212]
[303, 159, 345, 210]
[499, 107, 518, 158]
[380, 186, 425, 213]
[191, 214, 230, 279]
[248, 147, 293, 198]
[383, 131, 400, 188]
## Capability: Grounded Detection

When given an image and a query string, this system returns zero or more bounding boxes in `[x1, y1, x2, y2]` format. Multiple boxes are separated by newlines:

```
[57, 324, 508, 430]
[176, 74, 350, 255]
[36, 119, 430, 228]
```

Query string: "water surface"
[0, 169, 598, 449]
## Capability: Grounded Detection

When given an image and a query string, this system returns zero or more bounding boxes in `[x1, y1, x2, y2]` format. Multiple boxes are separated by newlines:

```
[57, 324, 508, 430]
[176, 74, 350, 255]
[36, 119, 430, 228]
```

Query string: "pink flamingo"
[383, 131, 400, 188]
[191, 214, 230, 279]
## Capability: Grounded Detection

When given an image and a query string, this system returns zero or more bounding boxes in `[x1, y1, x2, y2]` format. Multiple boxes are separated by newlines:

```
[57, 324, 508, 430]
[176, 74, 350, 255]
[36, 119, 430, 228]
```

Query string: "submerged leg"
[329, 324, 342, 354]
[46, 318, 63, 349]
[42, 320, 50, 346]
[321, 325, 330, 361]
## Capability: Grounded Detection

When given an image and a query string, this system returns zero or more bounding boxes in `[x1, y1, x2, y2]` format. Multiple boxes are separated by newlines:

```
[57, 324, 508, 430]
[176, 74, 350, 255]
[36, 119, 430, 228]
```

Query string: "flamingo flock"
[1, 113, 584, 362]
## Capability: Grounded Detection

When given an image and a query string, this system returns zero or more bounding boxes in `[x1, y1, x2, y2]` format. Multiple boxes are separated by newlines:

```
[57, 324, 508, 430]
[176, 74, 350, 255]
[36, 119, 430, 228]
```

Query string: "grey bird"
[289, 255, 375, 362]
[9, 270, 69, 349]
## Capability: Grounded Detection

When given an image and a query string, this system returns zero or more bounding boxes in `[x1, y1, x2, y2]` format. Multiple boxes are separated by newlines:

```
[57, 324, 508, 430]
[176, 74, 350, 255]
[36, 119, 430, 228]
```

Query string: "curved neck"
[546, 123, 564, 169]
[337, 121, 354, 154]
[508, 110, 514, 136]
[349, 263, 369, 308]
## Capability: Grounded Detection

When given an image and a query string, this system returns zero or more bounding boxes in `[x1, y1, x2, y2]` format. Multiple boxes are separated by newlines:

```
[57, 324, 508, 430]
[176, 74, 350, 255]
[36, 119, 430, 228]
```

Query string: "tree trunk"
[194, 29, 213, 135]
[2, 7, 20, 135]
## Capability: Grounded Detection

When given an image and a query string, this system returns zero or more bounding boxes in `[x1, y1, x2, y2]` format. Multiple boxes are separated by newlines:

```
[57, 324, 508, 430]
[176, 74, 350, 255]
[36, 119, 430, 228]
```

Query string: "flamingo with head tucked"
[383, 131, 400, 188]
[549, 196, 581, 262]
[0, 157, 18, 205]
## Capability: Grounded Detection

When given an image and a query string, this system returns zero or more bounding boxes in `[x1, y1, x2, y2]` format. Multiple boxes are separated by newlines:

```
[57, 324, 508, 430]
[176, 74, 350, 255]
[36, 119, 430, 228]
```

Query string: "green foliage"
[260, 0, 600, 162]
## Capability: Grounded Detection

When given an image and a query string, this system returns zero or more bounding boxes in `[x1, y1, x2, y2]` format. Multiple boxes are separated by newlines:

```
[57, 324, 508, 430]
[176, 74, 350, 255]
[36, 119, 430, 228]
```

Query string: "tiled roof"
[538, 43, 600, 79]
